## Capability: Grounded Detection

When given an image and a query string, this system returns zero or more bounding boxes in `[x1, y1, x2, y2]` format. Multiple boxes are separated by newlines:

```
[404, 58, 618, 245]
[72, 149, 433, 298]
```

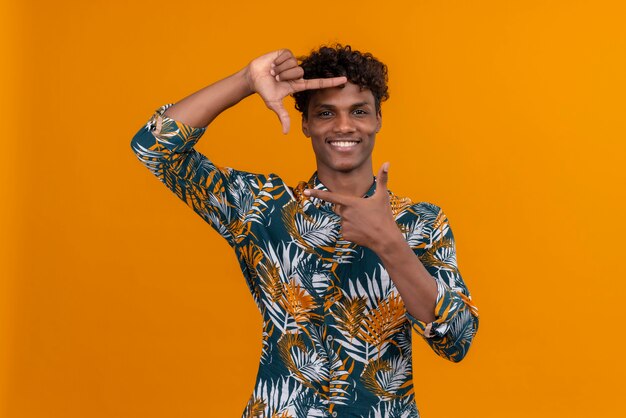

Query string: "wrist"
[371, 225, 406, 257]
[236, 66, 255, 98]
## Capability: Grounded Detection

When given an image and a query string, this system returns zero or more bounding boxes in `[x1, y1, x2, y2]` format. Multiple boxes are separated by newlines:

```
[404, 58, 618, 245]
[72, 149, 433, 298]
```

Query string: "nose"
[332, 112, 356, 134]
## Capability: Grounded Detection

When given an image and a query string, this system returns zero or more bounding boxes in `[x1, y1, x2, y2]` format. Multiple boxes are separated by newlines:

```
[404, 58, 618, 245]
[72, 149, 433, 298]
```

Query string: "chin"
[331, 162, 360, 173]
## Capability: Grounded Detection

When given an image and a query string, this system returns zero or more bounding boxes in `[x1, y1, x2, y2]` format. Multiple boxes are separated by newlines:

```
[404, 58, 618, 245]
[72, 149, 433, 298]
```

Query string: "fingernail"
[275, 75, 280, 82]
[270, 69, 275, 76]
[303, 189, 311, 196]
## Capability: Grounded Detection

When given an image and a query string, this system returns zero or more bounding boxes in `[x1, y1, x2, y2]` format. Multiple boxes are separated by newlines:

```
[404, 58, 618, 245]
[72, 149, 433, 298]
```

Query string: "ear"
[375, 111, 382, 133]
[302, 115, 310, 138]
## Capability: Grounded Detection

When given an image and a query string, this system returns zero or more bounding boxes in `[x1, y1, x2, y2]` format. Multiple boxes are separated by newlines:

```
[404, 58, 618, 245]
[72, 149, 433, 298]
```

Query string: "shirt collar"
[305, 172, 378, 209]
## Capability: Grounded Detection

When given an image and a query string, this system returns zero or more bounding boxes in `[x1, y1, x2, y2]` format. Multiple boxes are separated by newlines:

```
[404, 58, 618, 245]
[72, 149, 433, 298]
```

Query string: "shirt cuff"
[145, 104, 172, 132]
[406, 277, 475, 339]
[145, 104, 206, 151]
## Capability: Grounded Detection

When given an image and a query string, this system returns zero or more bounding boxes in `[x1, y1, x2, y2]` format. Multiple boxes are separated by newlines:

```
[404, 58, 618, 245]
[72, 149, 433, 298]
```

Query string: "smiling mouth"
[326, 138, 361, 149]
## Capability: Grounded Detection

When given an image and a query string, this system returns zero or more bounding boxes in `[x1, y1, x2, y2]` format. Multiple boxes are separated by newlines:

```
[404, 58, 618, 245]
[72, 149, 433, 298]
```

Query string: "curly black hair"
[293, 44, 389, 118]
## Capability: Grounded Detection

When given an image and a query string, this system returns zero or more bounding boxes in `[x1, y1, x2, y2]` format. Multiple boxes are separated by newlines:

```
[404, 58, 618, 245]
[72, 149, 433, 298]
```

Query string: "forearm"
[373, 232, 438, 323]
[163, 67, 254, 128]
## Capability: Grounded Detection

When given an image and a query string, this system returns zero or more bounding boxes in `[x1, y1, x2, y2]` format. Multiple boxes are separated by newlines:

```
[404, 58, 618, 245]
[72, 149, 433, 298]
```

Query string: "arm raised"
[163, 49, 347, 133]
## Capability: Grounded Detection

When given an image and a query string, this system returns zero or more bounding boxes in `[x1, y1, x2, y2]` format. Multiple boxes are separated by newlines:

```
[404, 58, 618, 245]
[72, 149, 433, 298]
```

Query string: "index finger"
[292, 76, 348, 93]
[304, 188, 351, 205]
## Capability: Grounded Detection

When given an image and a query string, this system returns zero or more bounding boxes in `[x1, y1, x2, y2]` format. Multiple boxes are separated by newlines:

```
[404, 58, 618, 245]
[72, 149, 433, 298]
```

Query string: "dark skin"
[302, 81, 380, 197]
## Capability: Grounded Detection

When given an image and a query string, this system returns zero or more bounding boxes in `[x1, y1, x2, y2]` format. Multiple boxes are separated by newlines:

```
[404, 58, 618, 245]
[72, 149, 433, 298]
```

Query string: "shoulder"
[388, 189, 443, 222]
[217, 168, 289, 204]
[218, 167, 283, 186]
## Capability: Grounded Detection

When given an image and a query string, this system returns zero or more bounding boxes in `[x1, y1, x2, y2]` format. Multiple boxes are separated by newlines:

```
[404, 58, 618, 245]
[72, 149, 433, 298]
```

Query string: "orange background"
[2, 1, 626, 417]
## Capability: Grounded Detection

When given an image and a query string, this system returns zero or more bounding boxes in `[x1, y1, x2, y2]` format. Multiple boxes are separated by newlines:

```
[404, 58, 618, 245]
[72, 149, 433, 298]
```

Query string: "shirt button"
[327, 335, 334, 342]
[332, 412, 337, 417]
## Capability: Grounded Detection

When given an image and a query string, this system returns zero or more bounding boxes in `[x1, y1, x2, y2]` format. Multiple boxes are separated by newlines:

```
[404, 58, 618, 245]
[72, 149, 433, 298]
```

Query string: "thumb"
[265, 100, 290, 134]
[375, 162, 390, 195]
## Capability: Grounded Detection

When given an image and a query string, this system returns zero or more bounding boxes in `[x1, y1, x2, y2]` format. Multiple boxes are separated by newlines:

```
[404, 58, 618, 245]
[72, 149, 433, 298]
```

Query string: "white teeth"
[330, 141, 358, 148]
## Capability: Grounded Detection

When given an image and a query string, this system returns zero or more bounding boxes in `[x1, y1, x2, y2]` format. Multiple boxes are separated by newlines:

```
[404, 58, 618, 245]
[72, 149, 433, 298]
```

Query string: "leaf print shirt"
[131, 105, 479, 418]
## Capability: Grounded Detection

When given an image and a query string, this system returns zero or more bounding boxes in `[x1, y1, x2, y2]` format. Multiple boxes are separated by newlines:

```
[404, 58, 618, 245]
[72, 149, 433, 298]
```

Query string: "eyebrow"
[314, 102, 372, 110]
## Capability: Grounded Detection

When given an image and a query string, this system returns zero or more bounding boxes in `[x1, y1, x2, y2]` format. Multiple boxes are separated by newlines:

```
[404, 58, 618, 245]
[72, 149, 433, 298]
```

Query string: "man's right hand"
[244, 49, 347, 134]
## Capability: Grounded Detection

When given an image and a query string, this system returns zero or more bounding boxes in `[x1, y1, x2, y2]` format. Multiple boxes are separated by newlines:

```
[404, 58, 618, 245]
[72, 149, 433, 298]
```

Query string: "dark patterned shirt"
[131, 105, 479, 418]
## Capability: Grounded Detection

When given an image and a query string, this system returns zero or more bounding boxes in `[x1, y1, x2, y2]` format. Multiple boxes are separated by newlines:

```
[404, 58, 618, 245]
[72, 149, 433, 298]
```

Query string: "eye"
[353, 109, 368, 116]
[317, 110, 333, 118]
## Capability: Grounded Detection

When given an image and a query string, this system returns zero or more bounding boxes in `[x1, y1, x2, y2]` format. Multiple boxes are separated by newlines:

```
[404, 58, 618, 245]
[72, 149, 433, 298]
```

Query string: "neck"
[316, 163, 374, 197]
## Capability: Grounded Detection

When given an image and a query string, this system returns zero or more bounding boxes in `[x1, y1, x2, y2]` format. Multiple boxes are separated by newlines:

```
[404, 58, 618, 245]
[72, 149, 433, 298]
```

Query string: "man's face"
[302, 82, 381, 176]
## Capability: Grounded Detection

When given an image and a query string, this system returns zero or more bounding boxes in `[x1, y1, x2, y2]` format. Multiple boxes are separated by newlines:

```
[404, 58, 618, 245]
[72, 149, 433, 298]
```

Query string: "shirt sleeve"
[405, 203, 479, 363]
[130, 104, 269, 247]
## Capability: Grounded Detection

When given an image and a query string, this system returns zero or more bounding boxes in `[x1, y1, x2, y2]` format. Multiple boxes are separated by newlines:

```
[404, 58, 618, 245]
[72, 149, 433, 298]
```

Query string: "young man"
[131, 45, 478, 418]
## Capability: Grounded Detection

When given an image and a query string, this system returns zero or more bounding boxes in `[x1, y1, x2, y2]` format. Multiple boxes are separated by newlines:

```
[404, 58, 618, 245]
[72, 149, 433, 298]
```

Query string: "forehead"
[308, 82, 376, 108]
